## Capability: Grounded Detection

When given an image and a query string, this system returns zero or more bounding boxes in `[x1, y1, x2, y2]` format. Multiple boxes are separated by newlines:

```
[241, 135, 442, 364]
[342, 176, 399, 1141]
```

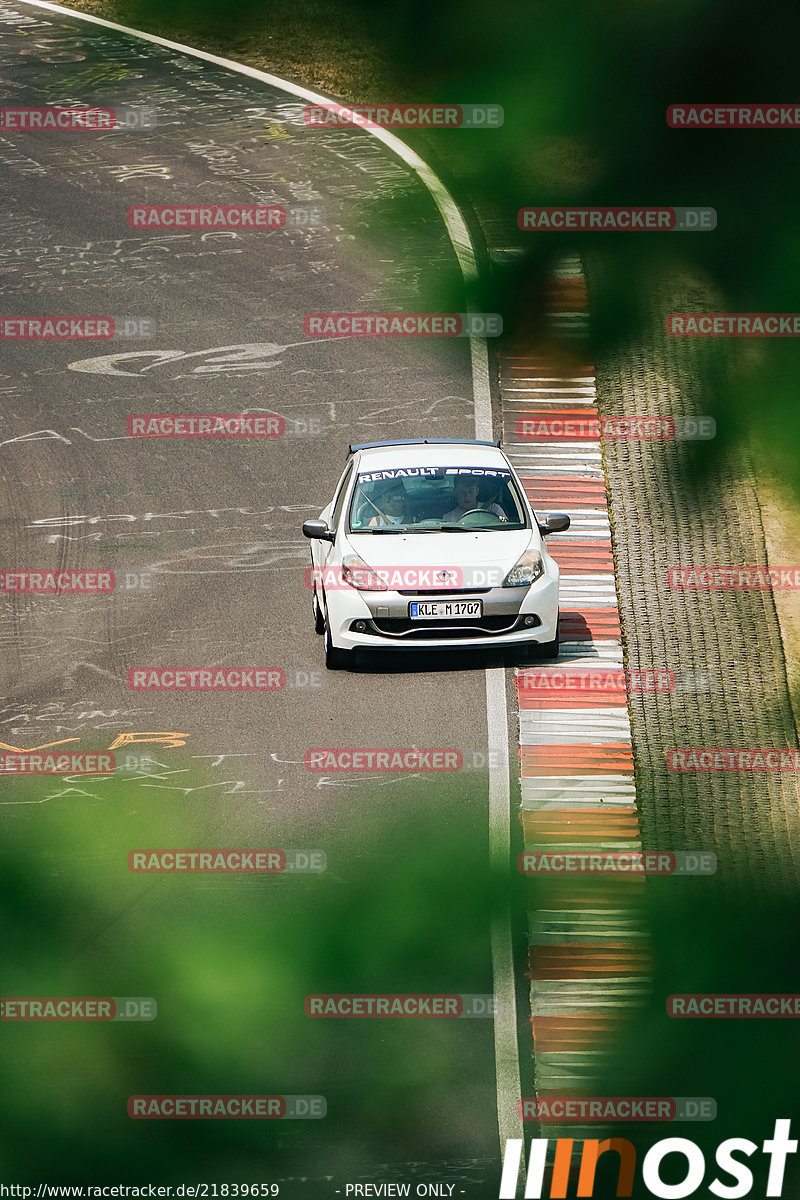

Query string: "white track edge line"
[15, 0, 519, 1154]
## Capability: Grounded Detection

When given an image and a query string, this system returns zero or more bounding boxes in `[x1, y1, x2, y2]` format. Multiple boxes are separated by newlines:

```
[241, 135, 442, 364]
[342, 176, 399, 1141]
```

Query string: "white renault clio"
[302, 439, 569, 668]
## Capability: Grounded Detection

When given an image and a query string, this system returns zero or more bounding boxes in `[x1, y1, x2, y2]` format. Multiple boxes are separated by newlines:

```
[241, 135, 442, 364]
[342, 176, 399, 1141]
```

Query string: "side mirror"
[538, 512, 571, 536]
[302, 519, 335, 543]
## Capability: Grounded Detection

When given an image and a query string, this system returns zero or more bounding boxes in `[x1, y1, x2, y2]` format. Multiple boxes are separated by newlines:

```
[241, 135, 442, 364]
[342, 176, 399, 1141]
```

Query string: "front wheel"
[530, 626, 560, 659]
[324, 621, 351, 670]
[312, 586, 326, 635]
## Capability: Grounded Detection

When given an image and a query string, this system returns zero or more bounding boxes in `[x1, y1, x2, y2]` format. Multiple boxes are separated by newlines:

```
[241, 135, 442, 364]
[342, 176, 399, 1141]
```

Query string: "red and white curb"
[498, 254, 647, 1134]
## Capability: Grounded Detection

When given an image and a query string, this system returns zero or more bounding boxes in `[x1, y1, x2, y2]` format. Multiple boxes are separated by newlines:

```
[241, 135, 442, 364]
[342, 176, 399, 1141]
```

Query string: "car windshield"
[348, 466, 529, 533]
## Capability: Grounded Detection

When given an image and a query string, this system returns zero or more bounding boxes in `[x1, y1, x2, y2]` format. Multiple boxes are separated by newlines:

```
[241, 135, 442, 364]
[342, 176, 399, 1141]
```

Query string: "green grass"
[64, 0, 396, 101]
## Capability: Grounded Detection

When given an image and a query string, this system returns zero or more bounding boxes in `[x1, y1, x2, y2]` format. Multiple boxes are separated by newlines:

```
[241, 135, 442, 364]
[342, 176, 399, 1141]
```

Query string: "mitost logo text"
[667, 749, 800, 772]
[126, 414, 284, 438]
[304, 748, 462, 772]
[668, 567, 800, 589]
[0, 752, 116, 775]
[667, 313, 800, 336]
[304, 313, 502, 337]
[499, 1118, 797, 1198]
[518, 1097, 717, 1122]
[128, 668, 285, 691]
[1, 570, 115, 593]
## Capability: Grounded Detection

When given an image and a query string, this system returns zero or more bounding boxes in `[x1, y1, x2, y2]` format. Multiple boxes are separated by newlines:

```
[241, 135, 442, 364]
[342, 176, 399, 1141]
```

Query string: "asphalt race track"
[0, 3, 523, 1191]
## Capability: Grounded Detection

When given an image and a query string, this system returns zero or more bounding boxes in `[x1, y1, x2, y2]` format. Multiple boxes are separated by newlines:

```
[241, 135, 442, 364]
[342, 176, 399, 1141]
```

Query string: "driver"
[442, 473, 507, 523]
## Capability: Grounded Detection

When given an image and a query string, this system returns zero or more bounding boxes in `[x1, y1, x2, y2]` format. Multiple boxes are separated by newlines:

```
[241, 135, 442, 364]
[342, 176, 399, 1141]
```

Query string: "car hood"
[345, 529, 539, 587]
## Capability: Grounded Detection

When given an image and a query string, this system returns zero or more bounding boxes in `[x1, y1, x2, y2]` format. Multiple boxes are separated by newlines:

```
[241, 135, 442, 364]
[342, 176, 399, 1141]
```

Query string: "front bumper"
[324, 576, 559, 652]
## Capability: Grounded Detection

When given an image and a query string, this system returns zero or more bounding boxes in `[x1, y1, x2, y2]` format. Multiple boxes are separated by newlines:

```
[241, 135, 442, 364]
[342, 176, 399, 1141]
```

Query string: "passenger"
[366, 478, 411, 527]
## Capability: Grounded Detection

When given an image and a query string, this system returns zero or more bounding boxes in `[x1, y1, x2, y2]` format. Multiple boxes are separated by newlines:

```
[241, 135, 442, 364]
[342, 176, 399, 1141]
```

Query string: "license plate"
[409, 600, 483, 620]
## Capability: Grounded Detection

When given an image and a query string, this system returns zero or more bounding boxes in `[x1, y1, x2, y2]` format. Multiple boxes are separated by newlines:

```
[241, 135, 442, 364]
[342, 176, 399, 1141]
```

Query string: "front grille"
[396, 588, 492, 596]
[365, 615, 525, 639]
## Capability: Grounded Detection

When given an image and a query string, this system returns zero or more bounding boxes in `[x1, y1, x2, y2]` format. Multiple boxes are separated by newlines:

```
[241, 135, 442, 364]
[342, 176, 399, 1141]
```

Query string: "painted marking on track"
[13, 0, 519, 1154]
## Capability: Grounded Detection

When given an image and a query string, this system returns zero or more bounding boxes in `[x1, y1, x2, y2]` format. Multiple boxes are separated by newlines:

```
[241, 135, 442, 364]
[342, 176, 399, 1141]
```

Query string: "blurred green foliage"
[112, 0, 800, 497]
[5, 0, 800, 1190]
[3, 778, 800, 1191]
[0, 777, 508, 1186]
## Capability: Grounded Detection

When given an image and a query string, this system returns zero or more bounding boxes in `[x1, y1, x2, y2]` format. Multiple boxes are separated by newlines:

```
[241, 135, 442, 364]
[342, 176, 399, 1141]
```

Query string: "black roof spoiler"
[348, 438, 501, 455]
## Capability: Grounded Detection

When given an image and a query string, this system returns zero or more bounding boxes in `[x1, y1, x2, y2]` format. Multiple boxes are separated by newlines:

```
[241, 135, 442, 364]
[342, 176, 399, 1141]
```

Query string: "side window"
[331, 462, 354, 530]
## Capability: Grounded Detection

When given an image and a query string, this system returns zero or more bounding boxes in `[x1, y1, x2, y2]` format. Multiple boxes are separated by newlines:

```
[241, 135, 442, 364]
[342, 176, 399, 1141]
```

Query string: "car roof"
[350, 440, 510, 471]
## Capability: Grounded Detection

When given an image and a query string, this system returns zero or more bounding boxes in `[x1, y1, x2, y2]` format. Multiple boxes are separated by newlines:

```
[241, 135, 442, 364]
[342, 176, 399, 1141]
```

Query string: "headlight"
[503, 550, 544, 587]
[341, 554, 387, 592]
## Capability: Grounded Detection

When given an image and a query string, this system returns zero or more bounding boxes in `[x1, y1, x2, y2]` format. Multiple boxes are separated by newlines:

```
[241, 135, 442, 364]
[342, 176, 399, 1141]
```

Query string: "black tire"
[324, 621, 351, 670]
[530, 627, 560, 659]
[312, 586, 326, 635]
